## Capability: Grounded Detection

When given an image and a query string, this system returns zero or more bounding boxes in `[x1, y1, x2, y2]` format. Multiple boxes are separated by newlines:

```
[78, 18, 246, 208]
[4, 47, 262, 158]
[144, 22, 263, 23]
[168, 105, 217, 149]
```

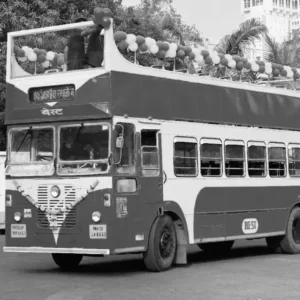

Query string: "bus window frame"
[288, 143, 300, 177]
[173, 136, 199, 178]
[57, 121, 111, 176]
[224, 139, 246, 178]
[199, 138, 223, 177]
[247, 141, 267, 178]
[268, 142, 287, 178]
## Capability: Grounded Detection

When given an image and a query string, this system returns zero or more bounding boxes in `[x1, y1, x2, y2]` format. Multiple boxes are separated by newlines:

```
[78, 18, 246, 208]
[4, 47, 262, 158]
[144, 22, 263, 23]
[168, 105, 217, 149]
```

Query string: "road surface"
[0, 235, 299, 300]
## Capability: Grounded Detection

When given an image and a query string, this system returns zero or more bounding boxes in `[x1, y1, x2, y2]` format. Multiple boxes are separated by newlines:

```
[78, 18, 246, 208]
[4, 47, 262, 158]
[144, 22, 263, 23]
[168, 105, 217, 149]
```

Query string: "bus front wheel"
[143, 215, 177, 272]
[52, 253, 83, 270]
[279, 207, 300, 254]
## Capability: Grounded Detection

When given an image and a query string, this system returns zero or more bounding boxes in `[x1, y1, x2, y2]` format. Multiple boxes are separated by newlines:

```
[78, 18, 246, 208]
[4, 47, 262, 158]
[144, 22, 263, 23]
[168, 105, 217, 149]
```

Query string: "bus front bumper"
[3, 247, 110, 255]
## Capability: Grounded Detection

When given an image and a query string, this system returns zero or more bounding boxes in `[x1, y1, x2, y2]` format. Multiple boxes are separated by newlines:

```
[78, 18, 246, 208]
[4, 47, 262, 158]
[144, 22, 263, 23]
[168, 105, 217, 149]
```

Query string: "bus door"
[113, 122, 163, 249]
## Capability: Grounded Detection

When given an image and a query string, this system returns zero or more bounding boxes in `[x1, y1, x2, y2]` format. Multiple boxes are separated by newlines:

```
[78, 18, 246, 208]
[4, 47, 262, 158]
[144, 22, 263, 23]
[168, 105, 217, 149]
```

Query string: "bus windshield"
[58, 123, 110, 175]
[11, 22, 104, 79]
[7, 127, 55, 177]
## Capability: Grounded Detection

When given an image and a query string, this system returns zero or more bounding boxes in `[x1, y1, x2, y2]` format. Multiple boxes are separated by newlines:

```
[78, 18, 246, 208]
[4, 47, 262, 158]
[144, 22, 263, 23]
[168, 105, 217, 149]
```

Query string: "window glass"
[225, 142, 245, 177]
[288, 145, 300, 177]
[116, 123, 135, 174]
[248, 143, 266, 177]
[141, 130, 159, 176]
[200, 140, 222, 177]
[174, 139, 198, 177]
[268, 143, 286, 177]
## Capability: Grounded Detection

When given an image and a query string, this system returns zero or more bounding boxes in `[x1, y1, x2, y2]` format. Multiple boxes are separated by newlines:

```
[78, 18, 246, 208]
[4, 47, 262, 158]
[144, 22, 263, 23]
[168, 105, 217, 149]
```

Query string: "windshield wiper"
[16, 126, 32, 153]
[72, 123, 85, 145]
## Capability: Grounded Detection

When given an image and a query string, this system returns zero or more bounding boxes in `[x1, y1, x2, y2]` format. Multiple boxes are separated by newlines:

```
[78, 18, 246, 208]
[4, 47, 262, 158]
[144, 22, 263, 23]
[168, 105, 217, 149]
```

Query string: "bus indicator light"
[242, 218, 259, 234]
[104, 194, 111, 207]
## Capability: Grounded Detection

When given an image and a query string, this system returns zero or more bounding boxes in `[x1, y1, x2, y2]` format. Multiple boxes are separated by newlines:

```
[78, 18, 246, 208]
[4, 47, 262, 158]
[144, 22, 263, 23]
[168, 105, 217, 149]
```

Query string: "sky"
[122, 0, 244, 43]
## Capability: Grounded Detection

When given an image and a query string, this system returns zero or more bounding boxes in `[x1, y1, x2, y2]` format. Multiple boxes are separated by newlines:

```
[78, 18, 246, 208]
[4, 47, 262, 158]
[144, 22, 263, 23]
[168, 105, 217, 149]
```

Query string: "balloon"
[41, 60, 50, 68]
[240, 57, 248, 64]
[273, 69, 280, 76]
[136, 36, 145, 46]
[33, 48, 40, 55]
[280, 69, 287, 76]
[257, 60, 265, 66]
[236, 61, 244, 71]
[177, 50, 186, 59]
[102, 8, 112, 18]
[212, 55, 220, 65]
[39, 49, 47, 56]
[265, 62, 272, 69]
[294, 72, 300, 79]
[232, 55, 240, 62]
[37, 54, 46, 63]
[126, 34, 136, 45]
[265, 67, 272, 75]
[225, 54, 232, 61]
[22, 46, 30, 57]
[169, 43, 178, 51]
[258, 65, 265, 73]
[244, 62, 251, 70]
[28, 52, 37, 62]
[251, 63, 259, 72]
[228, 60, 236, 68]
[57, 56, 65, 66]
[167, 50, 176, 58]
[128, 42, 138, 52]
[37, 37, 43, 45]
[192, 48, 201, 56]
[161, 42, 170, 52]
[220, 57, 228, 66]
[17, 49, 25, 57]
[139, 43, 148, 52]
[156, 41, 164, 50]
[101, 17, 111, 29]
[292, 67, 297, 74]
[145, 37, 155, 48]
[17, 56, 27, 62]
[185, 47, 192, 55]
[13, 45, 20, 54]
[46, 51, 55, 61]
[205, 56, 213, 65]
[195, 54, 204, 64]
[114, 31, 127, 42]
[157, 50, 166, 59]
[189, 52, 196, 60]
[287, 71, 294, 78]
[150, 45, 159, 54]
[218, 53, 225, 60]
[118, 40, 128, 51]
[201, 50, 209, 58]
[94, 7, 105, 25]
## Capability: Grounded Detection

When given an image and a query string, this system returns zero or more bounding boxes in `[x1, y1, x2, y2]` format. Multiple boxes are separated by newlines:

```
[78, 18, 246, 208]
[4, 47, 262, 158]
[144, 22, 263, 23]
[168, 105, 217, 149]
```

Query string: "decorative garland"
[12, 6, 300, 80]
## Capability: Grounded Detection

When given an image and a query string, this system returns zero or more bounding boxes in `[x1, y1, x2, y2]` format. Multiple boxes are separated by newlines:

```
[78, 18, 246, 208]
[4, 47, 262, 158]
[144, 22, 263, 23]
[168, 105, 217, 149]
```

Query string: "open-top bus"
[4, 12, 300, 272]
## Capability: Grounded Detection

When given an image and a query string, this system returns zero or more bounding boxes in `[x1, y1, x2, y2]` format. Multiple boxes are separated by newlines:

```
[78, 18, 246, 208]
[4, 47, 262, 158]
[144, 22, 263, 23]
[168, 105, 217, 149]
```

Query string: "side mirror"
[116, 136, 124, 148]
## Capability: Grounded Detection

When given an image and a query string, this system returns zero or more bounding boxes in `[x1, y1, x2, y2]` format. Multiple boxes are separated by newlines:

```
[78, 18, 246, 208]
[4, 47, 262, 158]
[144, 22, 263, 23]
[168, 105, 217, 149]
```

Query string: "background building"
[241, 0, 300, 60]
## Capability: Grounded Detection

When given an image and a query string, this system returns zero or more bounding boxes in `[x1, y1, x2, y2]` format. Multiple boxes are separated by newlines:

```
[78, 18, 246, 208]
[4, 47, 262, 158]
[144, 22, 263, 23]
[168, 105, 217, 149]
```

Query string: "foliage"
[264, 32, 300, 68]
[215, 18, 268, 56]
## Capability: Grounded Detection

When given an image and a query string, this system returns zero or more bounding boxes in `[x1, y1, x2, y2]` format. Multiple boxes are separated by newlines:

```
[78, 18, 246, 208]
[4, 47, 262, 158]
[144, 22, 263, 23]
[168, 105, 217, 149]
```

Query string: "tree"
[264, 32, 300, 67]
[215, 18, 268, 56]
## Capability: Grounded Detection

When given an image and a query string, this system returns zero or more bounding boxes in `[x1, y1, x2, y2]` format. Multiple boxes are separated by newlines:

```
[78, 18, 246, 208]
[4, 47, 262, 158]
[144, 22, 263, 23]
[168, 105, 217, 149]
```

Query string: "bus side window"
[116, 123, 136, 174]
[225, 140, 245, 177]
[248, 142, 266, 177]
[141, 130, 159, 176]
[200, 139, 222, 177]
[288, 144, 300, 177]
[173, 137, 198, 177]
[268, 143, 286, 177]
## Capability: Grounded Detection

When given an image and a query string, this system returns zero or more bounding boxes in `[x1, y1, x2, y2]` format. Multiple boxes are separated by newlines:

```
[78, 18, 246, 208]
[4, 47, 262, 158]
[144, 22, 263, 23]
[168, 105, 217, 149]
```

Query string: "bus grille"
[37, 185, 77, 229]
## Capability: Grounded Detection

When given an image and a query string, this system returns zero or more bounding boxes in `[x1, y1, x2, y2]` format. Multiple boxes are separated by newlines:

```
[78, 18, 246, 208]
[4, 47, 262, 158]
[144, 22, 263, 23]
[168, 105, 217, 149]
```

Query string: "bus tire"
[280, 207, 300, 254]
[143, 215, 177, 272]
[52, 253, 83, 270]
[197, 241, 234, 254]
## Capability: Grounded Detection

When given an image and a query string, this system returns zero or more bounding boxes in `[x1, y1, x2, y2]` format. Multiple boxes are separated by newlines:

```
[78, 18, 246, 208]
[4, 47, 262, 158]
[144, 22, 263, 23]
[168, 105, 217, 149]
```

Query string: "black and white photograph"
[1, 0, 300, 299]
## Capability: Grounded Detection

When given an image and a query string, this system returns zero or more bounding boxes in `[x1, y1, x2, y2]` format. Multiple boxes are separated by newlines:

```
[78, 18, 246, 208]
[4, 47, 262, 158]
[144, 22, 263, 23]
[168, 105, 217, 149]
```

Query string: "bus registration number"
[89, 225, 107, 239]
[11, 224, 27, 238]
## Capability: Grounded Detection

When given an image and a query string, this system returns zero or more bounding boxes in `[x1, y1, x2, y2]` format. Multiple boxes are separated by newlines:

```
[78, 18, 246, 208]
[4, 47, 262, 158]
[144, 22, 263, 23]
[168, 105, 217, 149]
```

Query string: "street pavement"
[0, 235, 300, 300]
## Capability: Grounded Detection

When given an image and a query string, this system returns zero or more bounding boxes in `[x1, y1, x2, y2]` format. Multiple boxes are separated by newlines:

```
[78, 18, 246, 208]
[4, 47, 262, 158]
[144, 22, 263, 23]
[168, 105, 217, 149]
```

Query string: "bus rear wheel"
[279, 207, 300, 254]
[143, 215, 177, 272]
[197, 241, 234, 254]
[52, 253, 83, 270]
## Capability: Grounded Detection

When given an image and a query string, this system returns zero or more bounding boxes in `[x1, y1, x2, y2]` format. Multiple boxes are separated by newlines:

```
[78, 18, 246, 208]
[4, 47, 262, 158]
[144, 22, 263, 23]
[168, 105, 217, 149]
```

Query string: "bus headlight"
[14, 212, 22, 222]
[92, 211, 101, 223]
[50, 186, 61, 198]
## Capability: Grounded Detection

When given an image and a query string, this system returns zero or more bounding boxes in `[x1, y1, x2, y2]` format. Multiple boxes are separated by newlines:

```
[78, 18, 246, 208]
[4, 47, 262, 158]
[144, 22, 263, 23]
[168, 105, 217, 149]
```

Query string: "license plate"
[89, 224, 107, 239]
[11, 224, 27, 238]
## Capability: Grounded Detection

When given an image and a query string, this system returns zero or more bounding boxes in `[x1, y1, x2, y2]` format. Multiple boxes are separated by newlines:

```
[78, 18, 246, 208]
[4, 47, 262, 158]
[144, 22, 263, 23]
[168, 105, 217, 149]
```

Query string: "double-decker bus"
[0, 151, 5, 233]
[4, 16, 300, 272]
